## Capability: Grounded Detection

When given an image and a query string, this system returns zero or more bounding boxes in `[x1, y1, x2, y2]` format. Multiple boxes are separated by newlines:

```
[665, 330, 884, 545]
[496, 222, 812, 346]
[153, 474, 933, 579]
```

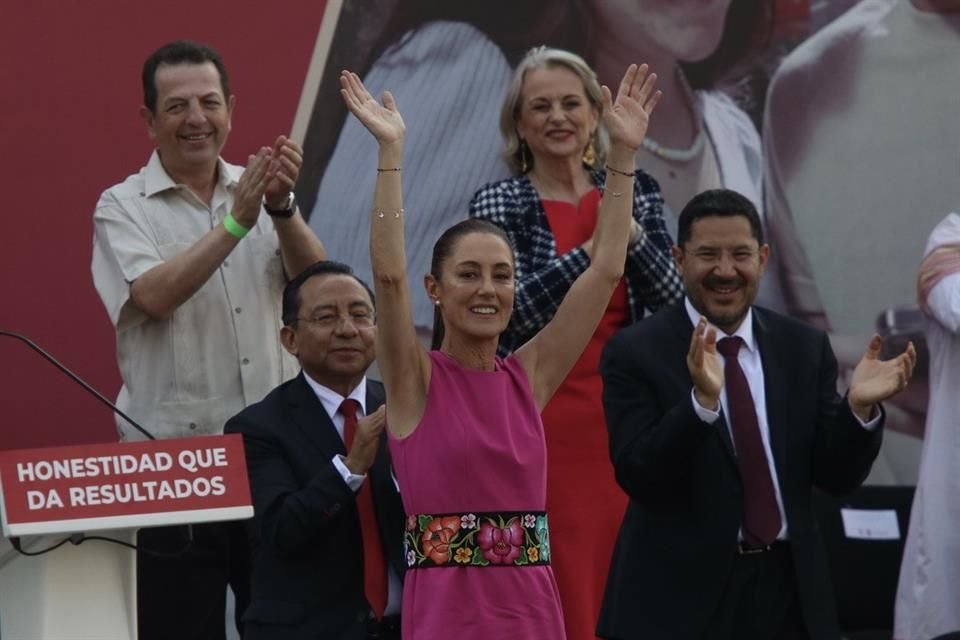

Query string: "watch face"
[266, 192, 296, 217]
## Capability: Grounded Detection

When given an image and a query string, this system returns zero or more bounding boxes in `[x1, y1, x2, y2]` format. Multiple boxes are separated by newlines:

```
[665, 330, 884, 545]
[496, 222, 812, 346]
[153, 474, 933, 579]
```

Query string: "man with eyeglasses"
[225, 260, 405, 640]
[597, 189, 917, 640]
[90, 40, 325, 640]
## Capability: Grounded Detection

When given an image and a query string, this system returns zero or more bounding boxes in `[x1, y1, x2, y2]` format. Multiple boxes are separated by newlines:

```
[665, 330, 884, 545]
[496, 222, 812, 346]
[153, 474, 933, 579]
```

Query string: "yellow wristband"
[223, 213, 250, 240]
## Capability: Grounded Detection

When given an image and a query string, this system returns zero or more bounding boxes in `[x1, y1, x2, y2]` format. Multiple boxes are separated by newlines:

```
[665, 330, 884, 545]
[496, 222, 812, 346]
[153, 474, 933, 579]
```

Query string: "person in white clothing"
[91, 40, 326, 640]
[895, 212, 960, 640]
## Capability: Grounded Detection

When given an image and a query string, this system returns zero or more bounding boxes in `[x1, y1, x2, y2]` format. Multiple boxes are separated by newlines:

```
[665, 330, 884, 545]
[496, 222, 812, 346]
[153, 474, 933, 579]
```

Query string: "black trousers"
[137, 521, 251, 640]
[705, 543, 808, 640]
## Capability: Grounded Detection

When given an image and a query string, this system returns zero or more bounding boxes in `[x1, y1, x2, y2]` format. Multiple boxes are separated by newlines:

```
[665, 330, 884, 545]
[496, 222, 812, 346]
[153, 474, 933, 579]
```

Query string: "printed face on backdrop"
[592, 0, 733, 62]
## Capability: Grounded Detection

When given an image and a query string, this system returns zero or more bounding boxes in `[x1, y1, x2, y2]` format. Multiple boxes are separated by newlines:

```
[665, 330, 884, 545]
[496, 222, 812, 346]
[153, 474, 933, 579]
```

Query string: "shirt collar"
[143, 150, 241, 197]
[683, 297, 756, 353]
[302, 371, 368, 420]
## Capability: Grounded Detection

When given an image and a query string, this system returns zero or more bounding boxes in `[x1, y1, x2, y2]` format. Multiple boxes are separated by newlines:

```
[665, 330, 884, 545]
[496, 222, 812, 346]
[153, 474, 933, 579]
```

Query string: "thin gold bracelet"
[605, 165, 634, 178]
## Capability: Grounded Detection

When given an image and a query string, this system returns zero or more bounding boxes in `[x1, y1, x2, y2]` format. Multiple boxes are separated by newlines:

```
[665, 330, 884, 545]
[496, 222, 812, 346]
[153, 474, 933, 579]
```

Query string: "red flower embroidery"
[421, 516, 461, 565]
[477, 519, 524, 565]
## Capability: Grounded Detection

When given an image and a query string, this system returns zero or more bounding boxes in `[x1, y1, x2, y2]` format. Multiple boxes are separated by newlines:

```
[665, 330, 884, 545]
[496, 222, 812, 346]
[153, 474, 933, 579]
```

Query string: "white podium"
[0, 530, 137, 639]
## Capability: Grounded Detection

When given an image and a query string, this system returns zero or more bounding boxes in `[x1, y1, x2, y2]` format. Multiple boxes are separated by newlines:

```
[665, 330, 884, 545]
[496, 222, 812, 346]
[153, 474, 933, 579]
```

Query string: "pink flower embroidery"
[477, 519, 524, 565]
[523, 514, 537, 528]
[406, 515, 417, 531]
[461, 513, 478, 529]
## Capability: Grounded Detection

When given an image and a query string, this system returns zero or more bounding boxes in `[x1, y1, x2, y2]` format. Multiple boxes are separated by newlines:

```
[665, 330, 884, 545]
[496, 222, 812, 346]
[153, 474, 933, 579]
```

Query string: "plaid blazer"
[469, 168, 683, 355]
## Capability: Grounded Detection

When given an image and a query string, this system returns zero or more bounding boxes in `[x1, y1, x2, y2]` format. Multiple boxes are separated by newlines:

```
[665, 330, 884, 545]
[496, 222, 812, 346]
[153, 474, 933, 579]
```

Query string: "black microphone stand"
[0, 329, 155, 440]
[0, 330, 194, 557]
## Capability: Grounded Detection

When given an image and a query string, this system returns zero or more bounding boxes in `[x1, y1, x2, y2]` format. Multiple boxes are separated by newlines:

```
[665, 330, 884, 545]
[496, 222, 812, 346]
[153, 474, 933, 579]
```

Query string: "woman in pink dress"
[338, 61, 660, 639]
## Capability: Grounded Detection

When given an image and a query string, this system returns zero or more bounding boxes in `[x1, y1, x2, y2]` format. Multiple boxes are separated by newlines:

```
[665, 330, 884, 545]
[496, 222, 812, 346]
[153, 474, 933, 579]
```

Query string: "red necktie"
[339, 399, 388, 619]
[716, 337, 782, 546]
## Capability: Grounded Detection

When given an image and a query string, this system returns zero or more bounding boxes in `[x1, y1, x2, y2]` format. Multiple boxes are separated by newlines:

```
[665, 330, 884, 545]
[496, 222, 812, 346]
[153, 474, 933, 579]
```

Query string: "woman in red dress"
[469, 47, 682, 640]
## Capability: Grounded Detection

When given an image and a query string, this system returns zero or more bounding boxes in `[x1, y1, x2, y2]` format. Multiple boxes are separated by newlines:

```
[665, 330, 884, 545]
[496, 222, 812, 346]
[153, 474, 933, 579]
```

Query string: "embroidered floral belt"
[404, 510, 551, 569]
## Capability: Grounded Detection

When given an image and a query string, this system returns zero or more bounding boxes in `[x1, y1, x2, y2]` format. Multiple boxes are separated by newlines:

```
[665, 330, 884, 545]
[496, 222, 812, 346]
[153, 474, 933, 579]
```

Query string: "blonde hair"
[499, 46, 608, 174]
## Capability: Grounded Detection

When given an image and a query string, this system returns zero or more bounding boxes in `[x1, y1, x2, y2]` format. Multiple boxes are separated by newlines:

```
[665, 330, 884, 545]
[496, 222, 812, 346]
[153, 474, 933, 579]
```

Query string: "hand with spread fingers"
[687, 318, 722, 411]
[343, 405, 387, 475]
[264, 135, 303, 209]
[848, 335, 917, 421]
[601, 63, 662, 153]
[233, 147, 272, 228]
[339, 70, 405, 146]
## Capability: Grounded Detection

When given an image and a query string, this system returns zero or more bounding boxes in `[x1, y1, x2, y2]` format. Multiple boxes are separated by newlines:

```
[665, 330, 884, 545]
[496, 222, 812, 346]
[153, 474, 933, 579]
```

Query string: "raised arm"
[340, 71, 430, 438]
[471, 170, 680, 356]
[515, 64, 661, 409]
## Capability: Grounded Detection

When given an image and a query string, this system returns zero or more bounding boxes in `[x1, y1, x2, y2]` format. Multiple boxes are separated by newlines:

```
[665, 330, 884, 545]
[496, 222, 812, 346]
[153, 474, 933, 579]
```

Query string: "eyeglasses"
[295, 312, 375, 329]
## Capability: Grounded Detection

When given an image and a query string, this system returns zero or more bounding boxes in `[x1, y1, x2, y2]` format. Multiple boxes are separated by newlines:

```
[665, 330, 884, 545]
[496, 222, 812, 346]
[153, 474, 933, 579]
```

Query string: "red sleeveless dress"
[541, 189, 629, 640]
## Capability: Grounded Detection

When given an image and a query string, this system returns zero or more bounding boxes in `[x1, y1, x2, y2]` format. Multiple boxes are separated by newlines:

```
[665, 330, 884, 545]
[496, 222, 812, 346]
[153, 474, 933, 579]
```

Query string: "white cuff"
[332, 454, 366, 492]
[691, 388, 721, 424]
[856, 409, 882, 432]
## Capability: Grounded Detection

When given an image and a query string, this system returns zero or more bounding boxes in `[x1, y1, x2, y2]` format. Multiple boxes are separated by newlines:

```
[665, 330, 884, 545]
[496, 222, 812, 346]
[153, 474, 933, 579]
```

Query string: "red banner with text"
[0, 434, 252, 536]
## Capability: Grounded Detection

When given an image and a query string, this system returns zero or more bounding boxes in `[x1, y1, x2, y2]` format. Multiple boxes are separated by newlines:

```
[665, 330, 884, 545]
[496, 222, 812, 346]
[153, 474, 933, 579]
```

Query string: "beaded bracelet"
[223, 213, 250, 240]
[605, 165, 635, 178]
[377, 167, 401, 173]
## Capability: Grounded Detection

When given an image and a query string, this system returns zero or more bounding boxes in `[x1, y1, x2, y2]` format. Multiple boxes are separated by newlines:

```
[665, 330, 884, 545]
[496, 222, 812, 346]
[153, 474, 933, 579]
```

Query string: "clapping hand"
[343, 405, 387, 475]
[339, 71, 405, 146]
[233, 147, 272, 228]
[687, 318, 722, 411]
[601, 63, 661, 152]
[847, 336, 917, 421]
[263, 135, 303, 209]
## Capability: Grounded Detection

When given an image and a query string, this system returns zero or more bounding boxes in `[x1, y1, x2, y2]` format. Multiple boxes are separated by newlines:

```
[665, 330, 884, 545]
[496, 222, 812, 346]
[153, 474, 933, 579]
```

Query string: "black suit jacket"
[224, 373, 404, 640]
[597, 303, 883, 640]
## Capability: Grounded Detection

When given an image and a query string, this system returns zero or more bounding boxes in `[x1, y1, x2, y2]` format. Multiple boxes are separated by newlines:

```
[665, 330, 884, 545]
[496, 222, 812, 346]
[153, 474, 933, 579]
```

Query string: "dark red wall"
[0, 0, 325, 449]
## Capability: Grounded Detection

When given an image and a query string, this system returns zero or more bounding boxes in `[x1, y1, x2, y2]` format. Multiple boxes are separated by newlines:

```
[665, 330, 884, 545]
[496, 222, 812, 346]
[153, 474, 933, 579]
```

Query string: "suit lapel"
[753, 309, 790, 482]
[285, 372, 346, 460]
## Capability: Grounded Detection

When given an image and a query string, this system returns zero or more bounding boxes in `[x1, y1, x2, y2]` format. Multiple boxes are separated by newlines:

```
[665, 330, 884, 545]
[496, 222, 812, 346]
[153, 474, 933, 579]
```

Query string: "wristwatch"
[263, 192, 296, 218]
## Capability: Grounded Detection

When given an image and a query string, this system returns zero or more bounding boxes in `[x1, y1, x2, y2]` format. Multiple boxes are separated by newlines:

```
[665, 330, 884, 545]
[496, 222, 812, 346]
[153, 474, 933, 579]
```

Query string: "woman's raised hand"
[339, 70, 405, 145]
[600, 64, 661, 152]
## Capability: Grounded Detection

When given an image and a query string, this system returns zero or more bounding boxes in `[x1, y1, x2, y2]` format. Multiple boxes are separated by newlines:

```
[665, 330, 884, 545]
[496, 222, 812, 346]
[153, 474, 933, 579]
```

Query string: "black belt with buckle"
[737, 540, 788, 555]
[367, 614, 401, 639]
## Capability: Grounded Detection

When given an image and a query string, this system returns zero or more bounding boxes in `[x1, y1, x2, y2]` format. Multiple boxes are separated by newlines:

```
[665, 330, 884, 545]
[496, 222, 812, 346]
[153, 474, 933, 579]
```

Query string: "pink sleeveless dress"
[388, 351, 566, 639]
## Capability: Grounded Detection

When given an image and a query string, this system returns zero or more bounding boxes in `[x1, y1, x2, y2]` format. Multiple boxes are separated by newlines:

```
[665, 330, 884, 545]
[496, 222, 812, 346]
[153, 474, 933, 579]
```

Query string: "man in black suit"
[597, 189, 916, 640]
[225, 261, 404, 639]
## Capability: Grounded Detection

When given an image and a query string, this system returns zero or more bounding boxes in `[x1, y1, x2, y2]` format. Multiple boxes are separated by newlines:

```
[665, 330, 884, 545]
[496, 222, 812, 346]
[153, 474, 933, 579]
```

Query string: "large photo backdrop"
[3, 0, 955, 487]
[296, 0, 959, 485]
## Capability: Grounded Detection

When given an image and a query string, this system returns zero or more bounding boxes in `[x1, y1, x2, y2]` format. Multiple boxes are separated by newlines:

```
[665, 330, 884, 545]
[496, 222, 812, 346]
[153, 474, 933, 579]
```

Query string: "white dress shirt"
[685, 298, 879, 540]
[301, 373, 402, 616]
